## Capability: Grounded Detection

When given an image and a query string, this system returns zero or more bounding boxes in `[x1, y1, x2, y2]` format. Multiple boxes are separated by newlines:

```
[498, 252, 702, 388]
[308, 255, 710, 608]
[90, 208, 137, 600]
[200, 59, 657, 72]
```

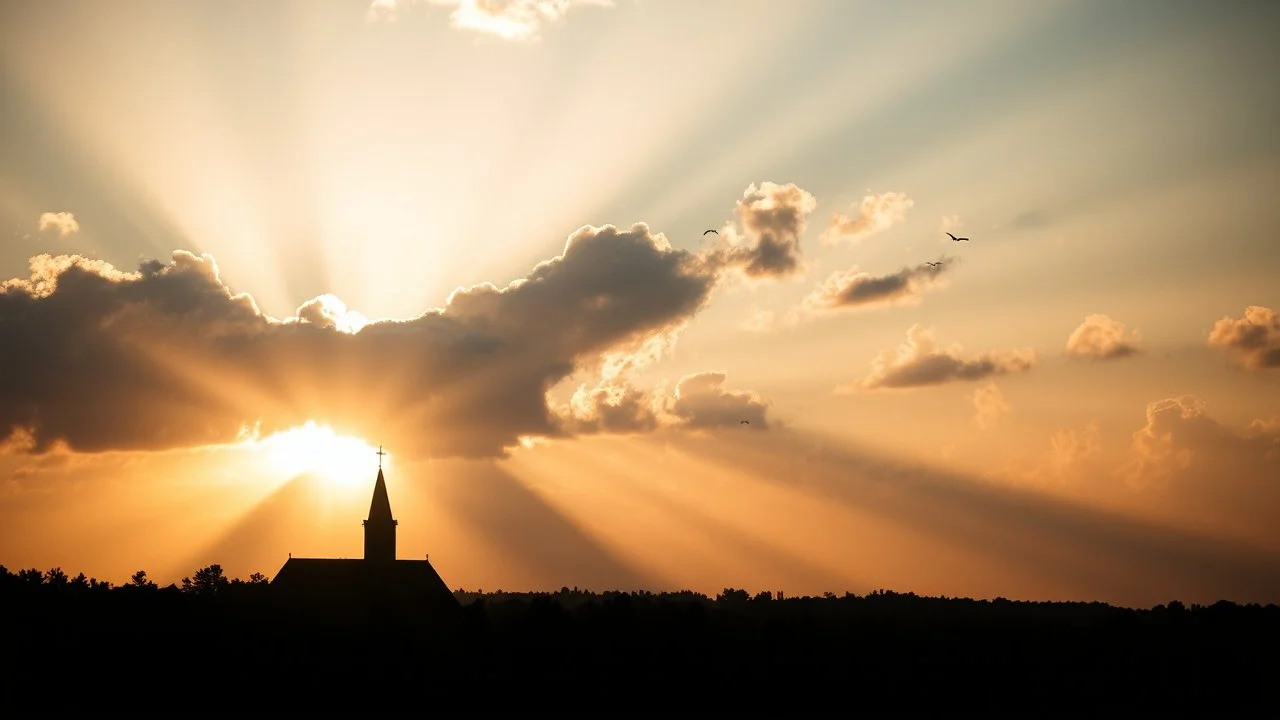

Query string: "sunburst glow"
[255, 421, 384, 487]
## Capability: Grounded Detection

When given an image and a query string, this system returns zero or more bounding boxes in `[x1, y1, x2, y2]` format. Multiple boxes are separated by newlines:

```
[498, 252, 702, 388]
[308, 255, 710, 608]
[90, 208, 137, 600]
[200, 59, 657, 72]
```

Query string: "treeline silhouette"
[3, 564, 1277, 710]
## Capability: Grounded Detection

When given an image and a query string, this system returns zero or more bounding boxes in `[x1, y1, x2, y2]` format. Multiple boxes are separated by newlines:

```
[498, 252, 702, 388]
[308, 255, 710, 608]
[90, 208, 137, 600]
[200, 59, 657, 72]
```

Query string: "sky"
[2, 0, 1279, 608]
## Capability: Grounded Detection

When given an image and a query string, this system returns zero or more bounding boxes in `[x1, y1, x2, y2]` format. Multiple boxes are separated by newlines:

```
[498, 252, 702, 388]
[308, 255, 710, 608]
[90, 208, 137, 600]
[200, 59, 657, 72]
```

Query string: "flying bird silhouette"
[925, 261, 943, 268]
[946, 232, 970, 242]
[740, 420, 750, 425]
[704, 229, 719, 236]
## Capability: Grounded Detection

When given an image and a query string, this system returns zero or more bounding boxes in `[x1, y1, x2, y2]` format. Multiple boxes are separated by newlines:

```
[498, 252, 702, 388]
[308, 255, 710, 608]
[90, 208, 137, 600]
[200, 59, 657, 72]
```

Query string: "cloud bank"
[1065, 314, 1141, 361]
[1208, 305, 1280, 371]
[0, 214, 787, 459]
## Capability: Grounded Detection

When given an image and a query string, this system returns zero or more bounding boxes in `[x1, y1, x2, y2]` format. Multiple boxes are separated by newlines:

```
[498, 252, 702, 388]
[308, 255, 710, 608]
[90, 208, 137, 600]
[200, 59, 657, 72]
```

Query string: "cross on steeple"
[376, 445, 387, 470]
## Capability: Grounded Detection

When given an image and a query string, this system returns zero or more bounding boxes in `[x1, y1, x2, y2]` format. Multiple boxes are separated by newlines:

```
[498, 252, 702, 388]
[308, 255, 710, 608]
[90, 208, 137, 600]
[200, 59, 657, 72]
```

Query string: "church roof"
[368, 468, 394, 522]
[272, 558, 460, 614]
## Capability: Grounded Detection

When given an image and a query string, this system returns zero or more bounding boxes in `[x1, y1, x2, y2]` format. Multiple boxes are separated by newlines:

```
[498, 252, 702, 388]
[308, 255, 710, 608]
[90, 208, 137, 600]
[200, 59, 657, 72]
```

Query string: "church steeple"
[362, 446, 397, 561]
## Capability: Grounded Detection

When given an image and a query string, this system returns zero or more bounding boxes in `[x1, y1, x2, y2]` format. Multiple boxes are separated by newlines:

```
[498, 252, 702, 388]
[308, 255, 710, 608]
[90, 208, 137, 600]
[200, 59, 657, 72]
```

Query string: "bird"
[703, 229, 719, 236]
[740, 420, 750, 425]
[925, 261, 943, 268]
[946, 232, 970, 242]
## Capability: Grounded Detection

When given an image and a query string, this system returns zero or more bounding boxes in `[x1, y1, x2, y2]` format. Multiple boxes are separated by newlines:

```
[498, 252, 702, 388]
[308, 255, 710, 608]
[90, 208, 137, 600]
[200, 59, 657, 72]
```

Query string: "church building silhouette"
[271, 450, 460, 617]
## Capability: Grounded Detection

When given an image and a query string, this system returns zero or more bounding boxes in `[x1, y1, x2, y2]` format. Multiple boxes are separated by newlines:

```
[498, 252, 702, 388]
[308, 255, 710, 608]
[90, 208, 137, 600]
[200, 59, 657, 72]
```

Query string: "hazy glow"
[253, 422, 385, 489]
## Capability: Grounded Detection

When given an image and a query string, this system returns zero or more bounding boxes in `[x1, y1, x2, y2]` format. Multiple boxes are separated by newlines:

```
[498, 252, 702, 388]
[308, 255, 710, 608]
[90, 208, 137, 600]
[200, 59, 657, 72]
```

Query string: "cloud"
[1120, 396, 1279, 539]
[37, 212, 79, 238]
[666, 372, 769, 429]
[1123, 396, 1279, 487]
[558, 381, 662, 435]
[0, 222, 759, 459]
[819, 191, 913, 246]
[295, 294, 370, 334]
[972, 382, 1010, 430]
[714, 182, 818, 280]
[802, 257, 956, 313]
[846, 325, 1036, 391]
[556, 323, 771, 434]
[1065, 314, 1141, 361]
[560, 369, 771, 434]
[369, 0, 612, 40]
[939, 215, 963, 233]
[1207, 305, 1280, 371]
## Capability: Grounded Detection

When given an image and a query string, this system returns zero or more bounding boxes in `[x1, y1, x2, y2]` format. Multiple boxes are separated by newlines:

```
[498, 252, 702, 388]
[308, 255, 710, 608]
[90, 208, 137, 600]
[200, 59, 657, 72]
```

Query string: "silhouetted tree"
[181, 564, 229, 596]
[129, 570, 157, 589]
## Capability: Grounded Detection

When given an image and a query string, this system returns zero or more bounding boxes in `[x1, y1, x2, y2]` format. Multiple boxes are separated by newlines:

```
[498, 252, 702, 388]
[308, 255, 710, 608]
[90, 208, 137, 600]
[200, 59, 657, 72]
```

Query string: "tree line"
[3, 563, 1277, 711]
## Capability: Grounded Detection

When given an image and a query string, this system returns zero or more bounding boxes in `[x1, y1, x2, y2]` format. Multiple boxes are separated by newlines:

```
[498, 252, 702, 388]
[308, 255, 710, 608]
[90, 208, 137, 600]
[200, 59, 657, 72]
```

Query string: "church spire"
[363, 446, 397, 561]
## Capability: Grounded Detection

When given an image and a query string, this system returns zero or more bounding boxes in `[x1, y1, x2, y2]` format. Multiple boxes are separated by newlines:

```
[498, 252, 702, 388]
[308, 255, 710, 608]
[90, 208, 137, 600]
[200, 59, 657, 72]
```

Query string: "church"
[271, 450, 461, 619]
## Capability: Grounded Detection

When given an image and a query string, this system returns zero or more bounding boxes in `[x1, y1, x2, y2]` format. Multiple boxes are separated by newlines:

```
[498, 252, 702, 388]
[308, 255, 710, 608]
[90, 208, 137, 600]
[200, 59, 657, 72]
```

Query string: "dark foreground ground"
[3, 573, 1277, 711]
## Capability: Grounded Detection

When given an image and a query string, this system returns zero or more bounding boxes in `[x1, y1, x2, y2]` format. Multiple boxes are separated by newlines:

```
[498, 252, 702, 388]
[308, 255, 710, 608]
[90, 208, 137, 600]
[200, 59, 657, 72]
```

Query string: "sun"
[255, 421, 385, 487]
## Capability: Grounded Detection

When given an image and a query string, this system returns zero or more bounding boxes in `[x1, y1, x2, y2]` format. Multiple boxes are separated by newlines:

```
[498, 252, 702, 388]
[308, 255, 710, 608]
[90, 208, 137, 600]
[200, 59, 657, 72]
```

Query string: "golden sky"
[2, 0, 1278, 608]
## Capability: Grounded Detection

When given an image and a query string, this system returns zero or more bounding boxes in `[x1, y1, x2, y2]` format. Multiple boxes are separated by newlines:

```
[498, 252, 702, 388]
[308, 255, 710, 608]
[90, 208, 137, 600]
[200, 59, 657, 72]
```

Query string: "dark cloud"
[1064, 314, 1141, 361]
[848, 325, 1036, 391]
[0, 221, 769, 459]
[1207, 305, 1280, 371]
[714, 182, 817, 280]
[804, 258, 956, 312]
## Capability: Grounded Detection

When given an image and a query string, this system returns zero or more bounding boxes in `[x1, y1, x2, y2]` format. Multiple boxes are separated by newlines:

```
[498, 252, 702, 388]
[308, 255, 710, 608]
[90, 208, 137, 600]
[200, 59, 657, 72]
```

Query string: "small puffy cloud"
[847, 325, 1036, 391]
[1207, 305, 1280, 371]
[715, 181, 818, 280]
[1065, 314, 1141, 361]
[37, 212, 79, 238]
[819, 191, 913, 246]
[0, 222, 737, 459]
[667, 372, 770, 429]
[972, 382, 1010, 430]
[294, 294, 370, 334]
[802, 257, 956, 313]
[370, 0, 613, 40]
